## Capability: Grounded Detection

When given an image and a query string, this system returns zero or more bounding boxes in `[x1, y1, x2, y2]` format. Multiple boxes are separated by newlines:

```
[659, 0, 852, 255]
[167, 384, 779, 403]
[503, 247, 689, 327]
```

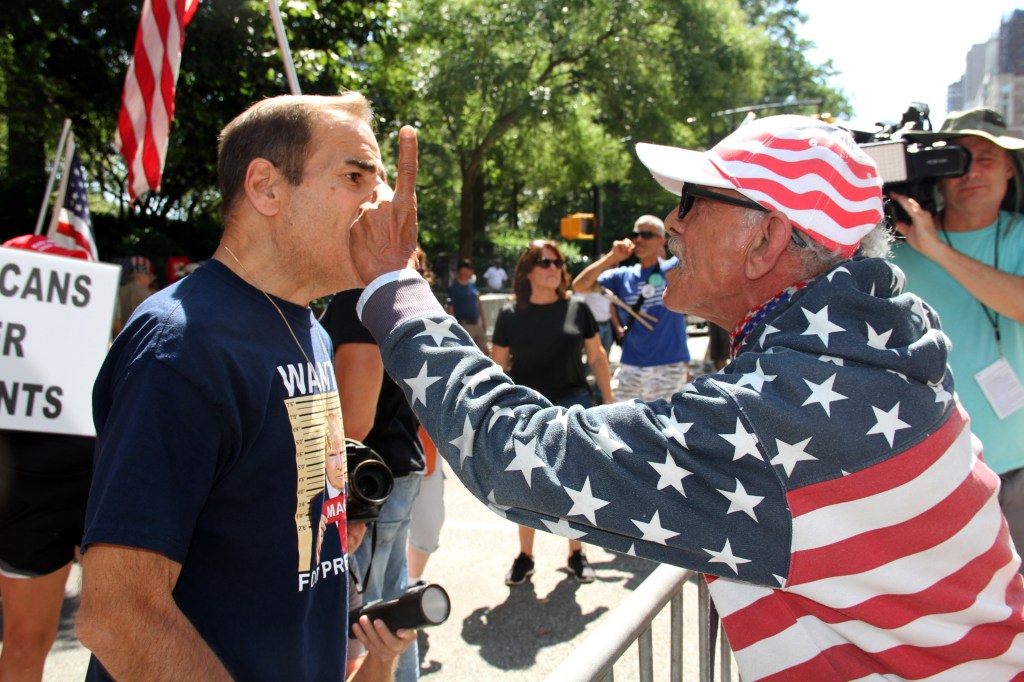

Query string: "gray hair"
[755, 209, 892, 278]
[787, 222, 893, 277]
[634, 214, 665, 234]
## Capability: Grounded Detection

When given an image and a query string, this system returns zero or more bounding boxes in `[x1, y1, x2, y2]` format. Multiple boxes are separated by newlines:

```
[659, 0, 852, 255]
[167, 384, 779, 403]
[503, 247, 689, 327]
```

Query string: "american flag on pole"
[47, 143, 98, 261]
[116, 0, 200, 202]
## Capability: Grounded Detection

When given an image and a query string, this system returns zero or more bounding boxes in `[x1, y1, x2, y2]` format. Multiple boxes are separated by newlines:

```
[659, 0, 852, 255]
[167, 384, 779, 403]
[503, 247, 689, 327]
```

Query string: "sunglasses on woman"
[534, 257, 564, 269]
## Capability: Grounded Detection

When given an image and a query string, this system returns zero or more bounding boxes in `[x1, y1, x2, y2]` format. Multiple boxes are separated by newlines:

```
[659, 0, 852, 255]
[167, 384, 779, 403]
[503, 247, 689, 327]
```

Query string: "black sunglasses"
[679, 184, 767, 220]
[534, 257, 564, 269]
[678, 184, 807, 248]
[631, 230, 660, 240]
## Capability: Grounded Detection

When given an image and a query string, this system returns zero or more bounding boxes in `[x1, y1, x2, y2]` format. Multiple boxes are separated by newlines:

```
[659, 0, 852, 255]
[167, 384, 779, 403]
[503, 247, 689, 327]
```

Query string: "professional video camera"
[345, 438, 394, 522]
[850, 103, 972, 224]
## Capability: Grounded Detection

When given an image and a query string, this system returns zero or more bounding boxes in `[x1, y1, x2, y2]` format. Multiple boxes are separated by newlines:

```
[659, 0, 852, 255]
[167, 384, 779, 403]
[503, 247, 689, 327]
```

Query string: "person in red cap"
[349, 116, 1024, 679]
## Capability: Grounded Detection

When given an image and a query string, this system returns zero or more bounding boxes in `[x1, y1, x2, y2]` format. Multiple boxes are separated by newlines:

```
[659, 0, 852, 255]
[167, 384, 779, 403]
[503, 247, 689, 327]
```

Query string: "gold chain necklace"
[221, 244, 318, 366]
[220, 244, 335, 449]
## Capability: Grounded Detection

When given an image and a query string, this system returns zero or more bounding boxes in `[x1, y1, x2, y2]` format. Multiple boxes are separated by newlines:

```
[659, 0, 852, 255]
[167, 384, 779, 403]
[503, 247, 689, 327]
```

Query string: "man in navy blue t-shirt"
[77, 94, 415, 681]
[446, 259, 489, 353]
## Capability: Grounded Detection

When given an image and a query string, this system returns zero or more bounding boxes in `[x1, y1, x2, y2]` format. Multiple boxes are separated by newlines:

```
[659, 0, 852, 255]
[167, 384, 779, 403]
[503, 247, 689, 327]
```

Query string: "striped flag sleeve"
[115, 0, 199, 202]
[709, 405, 1024, 680]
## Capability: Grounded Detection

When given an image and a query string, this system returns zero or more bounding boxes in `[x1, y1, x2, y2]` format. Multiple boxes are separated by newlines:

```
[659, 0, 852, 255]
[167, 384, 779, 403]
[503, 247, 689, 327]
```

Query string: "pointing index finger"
[394, 126, 418, 203]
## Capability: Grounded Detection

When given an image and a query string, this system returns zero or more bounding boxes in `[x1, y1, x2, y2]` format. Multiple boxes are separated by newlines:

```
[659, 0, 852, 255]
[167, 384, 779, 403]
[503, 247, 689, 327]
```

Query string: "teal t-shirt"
[892, 211, 1024, 474]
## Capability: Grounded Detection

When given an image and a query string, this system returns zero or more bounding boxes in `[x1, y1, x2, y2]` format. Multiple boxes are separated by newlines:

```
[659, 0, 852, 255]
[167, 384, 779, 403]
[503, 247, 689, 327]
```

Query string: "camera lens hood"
[352, 583, 452, 632]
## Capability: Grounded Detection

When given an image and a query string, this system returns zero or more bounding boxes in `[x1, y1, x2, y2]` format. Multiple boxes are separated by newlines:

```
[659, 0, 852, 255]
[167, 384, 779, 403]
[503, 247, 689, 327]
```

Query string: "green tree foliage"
[0, 0, 846, 270]
[375, 0, 773, 258]
[0, 0, 393, 264]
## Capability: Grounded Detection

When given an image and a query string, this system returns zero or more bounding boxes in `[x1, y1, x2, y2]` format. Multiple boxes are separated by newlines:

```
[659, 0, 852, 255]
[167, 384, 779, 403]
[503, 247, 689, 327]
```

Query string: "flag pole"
[47, 132, 77, 237]
[34, 119, 73, 235]
[268, 0, 301, 95]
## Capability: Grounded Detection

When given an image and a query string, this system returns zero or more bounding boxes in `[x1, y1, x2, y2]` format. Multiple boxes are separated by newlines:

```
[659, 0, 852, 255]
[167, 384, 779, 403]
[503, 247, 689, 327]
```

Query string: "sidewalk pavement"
[27, 332, 713, 681]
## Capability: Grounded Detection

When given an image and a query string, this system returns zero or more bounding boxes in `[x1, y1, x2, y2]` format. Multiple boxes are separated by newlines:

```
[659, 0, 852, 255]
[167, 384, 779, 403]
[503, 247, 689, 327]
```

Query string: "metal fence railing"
[543, 566, 736, 682]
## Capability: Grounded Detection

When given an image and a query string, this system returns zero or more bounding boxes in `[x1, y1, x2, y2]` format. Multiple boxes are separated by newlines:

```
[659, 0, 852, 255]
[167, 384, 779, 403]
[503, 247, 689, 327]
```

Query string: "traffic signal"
[560, 212, 595, 240]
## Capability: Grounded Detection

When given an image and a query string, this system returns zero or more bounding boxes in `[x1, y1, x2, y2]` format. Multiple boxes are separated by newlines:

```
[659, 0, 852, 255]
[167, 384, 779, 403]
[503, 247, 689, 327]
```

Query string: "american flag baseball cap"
[636, 115, 884, 258]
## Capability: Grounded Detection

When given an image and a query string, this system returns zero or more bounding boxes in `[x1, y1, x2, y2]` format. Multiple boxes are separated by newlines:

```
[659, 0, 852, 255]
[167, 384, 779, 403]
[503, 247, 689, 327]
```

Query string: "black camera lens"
[344, 439, 394, 522]
[349, 458, 393, 504]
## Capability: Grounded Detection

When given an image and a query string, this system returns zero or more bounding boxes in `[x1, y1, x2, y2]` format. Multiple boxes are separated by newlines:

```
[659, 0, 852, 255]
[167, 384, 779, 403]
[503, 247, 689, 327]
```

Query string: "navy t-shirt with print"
[84, 260, 348, 680]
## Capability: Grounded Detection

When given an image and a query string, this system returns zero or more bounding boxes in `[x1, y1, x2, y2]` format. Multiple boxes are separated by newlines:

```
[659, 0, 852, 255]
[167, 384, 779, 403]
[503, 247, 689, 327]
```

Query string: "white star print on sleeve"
[403, 361, 442, 406]
[563, 476, 610, 524]
[504, 436, 546, 487]
[719, 418, 762, 461]
[542, 518, 588, 540]
[449, 415, 475, 467]
[414, 318, 461, 346]
[704, 539, 751, 574]
[631, 510, 680, 545]
[735, 358, 778, 393]
[648, 450, 692, 496]
[771, 437, 818, 477]
[716, 479, 765, 521]
[657, 409, 693, 448]
[591, 423, 629, 455]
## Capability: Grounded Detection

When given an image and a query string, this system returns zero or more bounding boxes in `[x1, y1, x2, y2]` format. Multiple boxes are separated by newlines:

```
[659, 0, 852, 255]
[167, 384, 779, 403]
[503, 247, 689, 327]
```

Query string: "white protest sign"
[0, 247, 120, 436]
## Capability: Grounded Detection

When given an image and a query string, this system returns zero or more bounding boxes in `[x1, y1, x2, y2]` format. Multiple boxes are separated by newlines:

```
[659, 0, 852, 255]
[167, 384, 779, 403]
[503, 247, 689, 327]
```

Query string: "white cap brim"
[635, 142, 733, 196]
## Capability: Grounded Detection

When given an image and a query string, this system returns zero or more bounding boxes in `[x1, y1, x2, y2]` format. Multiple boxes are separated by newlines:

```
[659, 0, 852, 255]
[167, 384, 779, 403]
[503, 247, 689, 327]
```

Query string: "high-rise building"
[947, 9, 1024, 135]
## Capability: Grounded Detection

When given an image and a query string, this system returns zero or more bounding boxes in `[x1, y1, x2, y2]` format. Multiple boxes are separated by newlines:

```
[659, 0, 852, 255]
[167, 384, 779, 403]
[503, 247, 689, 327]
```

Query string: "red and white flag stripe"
[708, 405, 1024, 680]
[713, 124, 884, 256]
[116, 0, 199, 202]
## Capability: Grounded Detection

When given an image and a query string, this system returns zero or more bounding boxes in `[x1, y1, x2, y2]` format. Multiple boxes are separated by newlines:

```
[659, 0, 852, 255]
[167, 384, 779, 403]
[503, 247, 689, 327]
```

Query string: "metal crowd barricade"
[543, 566, 735, 682]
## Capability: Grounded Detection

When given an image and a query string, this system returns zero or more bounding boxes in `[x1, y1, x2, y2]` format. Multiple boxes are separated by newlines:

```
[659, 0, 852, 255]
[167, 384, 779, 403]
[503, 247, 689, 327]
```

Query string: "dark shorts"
[0, 431, 94, 577]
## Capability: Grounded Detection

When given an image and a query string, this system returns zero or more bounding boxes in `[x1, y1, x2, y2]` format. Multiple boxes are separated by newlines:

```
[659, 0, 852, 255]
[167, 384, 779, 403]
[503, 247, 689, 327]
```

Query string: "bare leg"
[518, 525, 535, 556]
[568, 539, 582, 555]
[407, 547, 430, 582]
[0, 562, 73, 682]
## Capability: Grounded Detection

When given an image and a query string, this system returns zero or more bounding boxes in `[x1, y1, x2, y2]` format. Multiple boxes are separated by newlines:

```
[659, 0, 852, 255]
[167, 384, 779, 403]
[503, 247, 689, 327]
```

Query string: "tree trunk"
[459, 163, 483, 259]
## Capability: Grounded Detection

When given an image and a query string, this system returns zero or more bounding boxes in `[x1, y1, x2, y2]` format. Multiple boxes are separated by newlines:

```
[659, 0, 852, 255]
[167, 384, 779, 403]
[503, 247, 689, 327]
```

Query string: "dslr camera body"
[850, 103, 972, 224]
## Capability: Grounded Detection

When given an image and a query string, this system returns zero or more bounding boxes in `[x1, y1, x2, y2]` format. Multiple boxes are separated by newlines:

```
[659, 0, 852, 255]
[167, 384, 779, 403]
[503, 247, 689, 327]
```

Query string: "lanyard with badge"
[942, 217, 1024, 419]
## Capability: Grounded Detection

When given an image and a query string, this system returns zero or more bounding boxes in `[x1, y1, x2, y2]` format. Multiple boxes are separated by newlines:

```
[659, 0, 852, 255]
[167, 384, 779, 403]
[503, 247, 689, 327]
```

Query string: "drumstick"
[600, 288, 658, 327]
[636, 308, 659, 323]
[605, 293, 655, 331]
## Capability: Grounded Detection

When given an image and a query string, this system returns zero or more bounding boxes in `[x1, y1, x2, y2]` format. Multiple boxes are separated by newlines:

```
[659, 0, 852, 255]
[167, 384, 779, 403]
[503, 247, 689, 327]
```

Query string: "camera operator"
[891, 107, 1024, 567]
[345, 444, 418, 682]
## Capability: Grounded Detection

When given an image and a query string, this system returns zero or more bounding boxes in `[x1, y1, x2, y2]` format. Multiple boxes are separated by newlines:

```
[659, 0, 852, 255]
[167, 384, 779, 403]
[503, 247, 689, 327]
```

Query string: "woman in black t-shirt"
[490, 240, 614, 586]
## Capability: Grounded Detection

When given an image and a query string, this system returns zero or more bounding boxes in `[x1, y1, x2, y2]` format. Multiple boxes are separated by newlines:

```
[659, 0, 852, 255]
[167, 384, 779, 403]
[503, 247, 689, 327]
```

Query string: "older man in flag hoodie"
[352, 117, 1024, 680]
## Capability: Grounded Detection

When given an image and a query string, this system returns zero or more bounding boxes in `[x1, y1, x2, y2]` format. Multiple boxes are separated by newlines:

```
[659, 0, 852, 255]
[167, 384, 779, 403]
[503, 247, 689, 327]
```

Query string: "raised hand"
[608, 238, 636, 265]
[351, 126, 420, 285]
[889, 192, 943, 259]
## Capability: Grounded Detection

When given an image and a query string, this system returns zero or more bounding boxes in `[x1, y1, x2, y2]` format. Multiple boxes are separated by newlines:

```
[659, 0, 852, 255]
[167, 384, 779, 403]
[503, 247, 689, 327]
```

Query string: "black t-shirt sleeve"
[573, 297, 599, 339]
[321, 289, 373, 349]
[491, 303, 515, 347]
